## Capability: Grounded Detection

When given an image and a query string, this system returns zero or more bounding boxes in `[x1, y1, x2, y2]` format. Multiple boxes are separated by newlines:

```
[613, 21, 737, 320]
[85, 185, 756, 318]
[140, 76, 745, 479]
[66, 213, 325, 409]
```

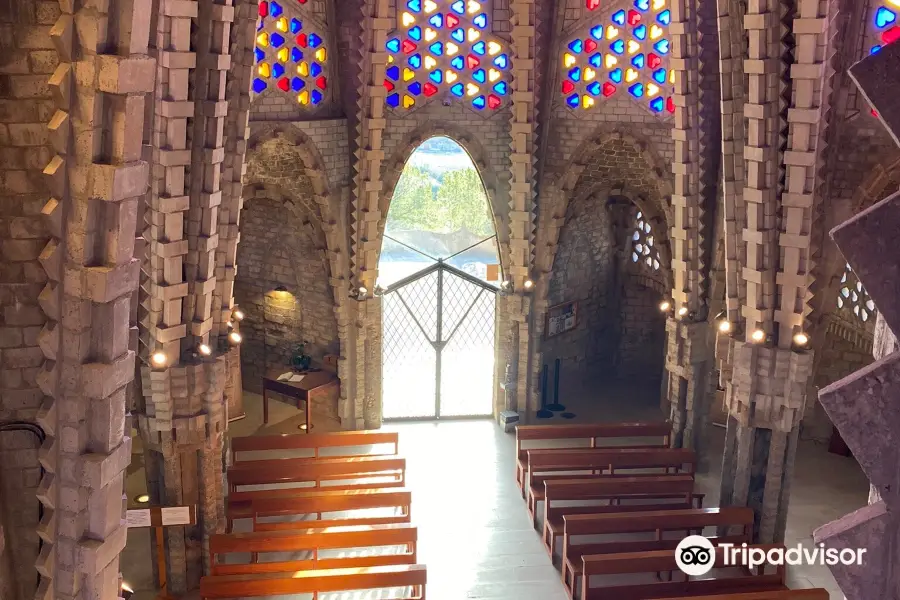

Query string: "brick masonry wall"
[234, 195, 339, 393]
[0, 2, 57, 596]
[247, 120, 350, 192]
[617, 276, 666, 377]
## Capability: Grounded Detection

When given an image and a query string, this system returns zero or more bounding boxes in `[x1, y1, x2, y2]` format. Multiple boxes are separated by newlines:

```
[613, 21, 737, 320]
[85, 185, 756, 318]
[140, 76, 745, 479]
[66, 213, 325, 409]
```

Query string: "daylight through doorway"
[379, 137, 500, 420]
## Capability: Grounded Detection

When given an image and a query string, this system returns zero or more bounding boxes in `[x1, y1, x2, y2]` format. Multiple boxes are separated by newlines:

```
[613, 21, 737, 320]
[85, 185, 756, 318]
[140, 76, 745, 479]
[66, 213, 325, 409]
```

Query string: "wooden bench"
[515, 422, 671, 494]
[230, 430, 399, 463]
[579, 545, 785, 600]
[227, 487, 412, 532]
[542, 475, 704, 556]
[200, 563, 427, 599]
[653, 591, 830, 600]
[526, 447, 697, 521]
[209, 523, 417, 574]
[561, 507, 754, 598]
[227, 454, 406, 493]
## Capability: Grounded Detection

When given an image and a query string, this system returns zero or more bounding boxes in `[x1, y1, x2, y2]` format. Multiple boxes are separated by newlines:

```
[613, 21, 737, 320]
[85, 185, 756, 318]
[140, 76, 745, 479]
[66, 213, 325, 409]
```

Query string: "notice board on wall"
[546, 301, 578, 338]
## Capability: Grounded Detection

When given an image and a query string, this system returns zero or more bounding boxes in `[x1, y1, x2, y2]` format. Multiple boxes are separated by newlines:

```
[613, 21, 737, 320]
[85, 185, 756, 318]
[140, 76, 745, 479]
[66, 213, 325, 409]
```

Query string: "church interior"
[1, 0, 899, 599]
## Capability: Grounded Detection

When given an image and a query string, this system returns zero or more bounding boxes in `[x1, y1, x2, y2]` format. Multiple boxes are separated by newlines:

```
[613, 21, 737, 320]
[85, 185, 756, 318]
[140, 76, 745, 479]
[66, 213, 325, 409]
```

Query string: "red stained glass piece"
[424, 83, 438, 97]
[297, 0, 307, 3]
[586, 0, 601, 11]
[402, 39, 417, 54]
[585, 39, 598, 53]
[627, 9, 641, 26]
[446, 14, 459, 28]
[666, 97, 675, 113]
[384, 79, 395, 92]
[316, 76, 327, 89]
[466, 54, 480, 69]
[872, 109, 879, 117]
[259, 1, 268, 17]
[648, 53, 662, 69]
[883, 26, 900, 46]
[296, 33, 308, 47]
[562, 80, 575, 94]
[487, 94, 501, 109]
[602, 82, 616, 97]
[277, 77, 289, 91]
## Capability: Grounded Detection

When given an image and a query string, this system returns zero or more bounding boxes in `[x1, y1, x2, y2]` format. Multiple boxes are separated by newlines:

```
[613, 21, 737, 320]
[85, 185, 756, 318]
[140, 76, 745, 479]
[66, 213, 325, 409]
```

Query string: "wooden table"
[262, 370, 340, 427]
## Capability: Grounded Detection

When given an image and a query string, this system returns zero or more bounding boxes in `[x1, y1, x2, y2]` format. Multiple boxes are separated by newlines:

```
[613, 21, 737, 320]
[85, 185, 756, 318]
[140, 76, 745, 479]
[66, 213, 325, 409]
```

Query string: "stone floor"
[121, 378, 868, 599]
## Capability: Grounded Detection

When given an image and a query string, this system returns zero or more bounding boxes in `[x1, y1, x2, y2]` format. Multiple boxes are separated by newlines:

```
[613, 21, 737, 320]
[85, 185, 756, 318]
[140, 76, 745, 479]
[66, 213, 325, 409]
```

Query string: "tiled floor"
[121, 379, 868, 599]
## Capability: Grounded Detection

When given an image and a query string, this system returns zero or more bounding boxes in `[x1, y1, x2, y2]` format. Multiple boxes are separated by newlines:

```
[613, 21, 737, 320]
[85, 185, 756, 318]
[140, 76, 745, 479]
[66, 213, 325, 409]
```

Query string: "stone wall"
[0, 429, 41, 600]
[617, 276, 666, 378]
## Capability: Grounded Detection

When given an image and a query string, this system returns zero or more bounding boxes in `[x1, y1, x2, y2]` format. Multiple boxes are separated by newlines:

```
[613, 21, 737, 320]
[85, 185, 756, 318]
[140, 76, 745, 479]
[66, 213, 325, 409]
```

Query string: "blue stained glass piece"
[409, 82, 422, 96]
[252, 78, 267, 94]
[409, 26, 422, 41]
[590, 25, 604, 40]
[589, 53, 602, 68]
[611, 40, 625, 54]
[473, 41, 486, 55]
[629, 82, 644, 97]
[473, 13, 487, 28]
[312, 90, 322, 104]
[493, 81, 507, 95]
[871, 45, 882, 54]
[429, 14, 443, 28]
[876, 7, 897, 28]
[255, 48, 265, 63]
[451, 56, 464, 70]
[451, 28, 465, 43]
[650, 97, 664, 112]
[568, 67, 581, 82]
[610, 68, 623, 83]
[407, 0, 421, 12]
[587, 81, 601, 96]
[631, 54, 645, 69]
[493, 54, 508, 69]
[272, 63, 285, 78]
[473, 95, 486, 109]
[430, 69, 442, 83]
[657, 9, 671, 25]
[654, 39, 670, 54]
[387, 65, 400, 80]
[311, 62, 322, 77]
[568, 39, 583, 53]
[309, 33, 322, 48]
[387, 93, 400, 107]
[634, 0, 649, 11]
[451, 0, 465, 14]
[451, 83, 464, 97]
[291, 47, 303, 62]
[257, 19, 263, 31]
[270, 33, 285, 48]
[409, 54, 422, 69]
[430, 41, 443, 55]
[291, 77, 305, 91]
[634, 25, 647, 40]
[386, 38, 401, 53]
[270, 1, 282, 17]
[566, 94, 579, 109]
[290, 18, 302, 34]
[652, 68, 666, 83]
[612, 10, 626, 25]
[473, 68, 486, 83]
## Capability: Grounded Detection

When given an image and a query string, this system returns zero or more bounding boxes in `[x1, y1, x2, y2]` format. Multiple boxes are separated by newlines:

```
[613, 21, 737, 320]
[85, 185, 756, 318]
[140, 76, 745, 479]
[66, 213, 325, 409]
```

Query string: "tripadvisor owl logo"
[676, 535, 715, 576]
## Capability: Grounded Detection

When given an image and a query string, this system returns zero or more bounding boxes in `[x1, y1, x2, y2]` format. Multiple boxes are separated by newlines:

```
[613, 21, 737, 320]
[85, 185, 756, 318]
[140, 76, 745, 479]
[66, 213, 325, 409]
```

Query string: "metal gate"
[382, 262, 497, 420]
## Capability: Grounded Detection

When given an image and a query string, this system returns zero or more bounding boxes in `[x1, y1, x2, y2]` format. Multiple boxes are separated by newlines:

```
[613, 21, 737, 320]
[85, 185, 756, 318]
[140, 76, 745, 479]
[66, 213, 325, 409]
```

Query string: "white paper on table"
[126, 509, 152, 528]
[277, 372, 293, 381]
[160, 506, 192, 526]
[289, 374, 305, 383]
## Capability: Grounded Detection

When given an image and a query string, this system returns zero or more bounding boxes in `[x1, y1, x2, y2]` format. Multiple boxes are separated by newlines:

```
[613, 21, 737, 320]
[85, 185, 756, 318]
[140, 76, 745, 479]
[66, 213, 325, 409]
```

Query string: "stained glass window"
[631, 211, 660, 271]
[383, 0, 511, 112]
[562, 0, 674, 115]
[253, 1, 329, 107]
[837, 264, 876, 323]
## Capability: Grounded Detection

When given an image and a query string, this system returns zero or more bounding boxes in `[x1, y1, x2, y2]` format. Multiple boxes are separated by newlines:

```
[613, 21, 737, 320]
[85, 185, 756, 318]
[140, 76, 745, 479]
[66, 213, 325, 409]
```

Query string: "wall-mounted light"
[229, 331, 242, 345]
[198, 343, 212, 356]
[374, 285, 385, 297]
[150, 351, 167, 368]
[227, 321, 234, 329]
[750, 329, 766, 343]
[121, 582, 135, 600]
[133, 494, 150, 504]
[523, 279, 534, 291]
[793, 332, 809, 347]
[659, 300, 671, 312]
[233, 309, 245, 321]
[718, 320, 731, 334]
[677, 306, 688, 317]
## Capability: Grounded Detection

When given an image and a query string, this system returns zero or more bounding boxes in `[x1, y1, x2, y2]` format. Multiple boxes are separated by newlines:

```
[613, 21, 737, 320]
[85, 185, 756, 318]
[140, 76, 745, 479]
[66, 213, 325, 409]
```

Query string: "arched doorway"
[379, 137, 501, 420]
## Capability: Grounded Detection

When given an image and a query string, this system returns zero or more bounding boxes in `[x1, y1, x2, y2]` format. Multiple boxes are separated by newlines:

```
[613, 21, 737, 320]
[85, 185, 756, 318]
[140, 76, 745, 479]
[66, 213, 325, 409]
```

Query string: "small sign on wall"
[546, 301, 578, 338]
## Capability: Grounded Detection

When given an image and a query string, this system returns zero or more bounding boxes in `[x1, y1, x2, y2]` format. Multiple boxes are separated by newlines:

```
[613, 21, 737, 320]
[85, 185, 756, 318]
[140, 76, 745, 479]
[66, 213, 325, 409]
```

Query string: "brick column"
[37, 1, 153, 599]
[664, 319, 714, 467]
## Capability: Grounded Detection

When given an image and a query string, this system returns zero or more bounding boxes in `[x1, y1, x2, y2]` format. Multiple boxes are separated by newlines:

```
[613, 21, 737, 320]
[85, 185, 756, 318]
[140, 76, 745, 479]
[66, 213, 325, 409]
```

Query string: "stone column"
[36, 0, 153, 598]
[664, 319, 713, 469]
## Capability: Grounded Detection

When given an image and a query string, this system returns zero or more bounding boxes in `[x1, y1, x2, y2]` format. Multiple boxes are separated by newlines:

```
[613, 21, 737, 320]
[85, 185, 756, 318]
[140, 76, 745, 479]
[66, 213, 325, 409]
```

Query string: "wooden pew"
[227, 487, 412, 532]
[230, 430, 399, 463]
[653, 591, 830, 600]
[227, 454, 406, 493]
[515, 422, 671, 494]
[209, 523, 417, 575]
[542, 475, 704, 556]
[579, 545, 785, 600]
[200, 563, 426, 599]
[561, 507, 754, 598]
[526, 447, 696, 521]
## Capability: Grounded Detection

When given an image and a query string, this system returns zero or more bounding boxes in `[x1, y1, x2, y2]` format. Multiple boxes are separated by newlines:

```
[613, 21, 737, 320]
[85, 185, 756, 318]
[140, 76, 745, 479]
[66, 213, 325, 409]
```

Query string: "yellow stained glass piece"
[625, 68, 638, 82]
[582, 95, 594, 108]
[468, 28, 480, 42]
[653, 0, 665, 8]
[488, 68, 500, 82]
[402, 11, 415, 26]
[298, 91, 309, 105]
[258, 62, 271, 77]
[628, 40, 640, 54]
[425, 28, 437, 41]
[605, 54, 618, 68]
[388, 55, 394, 63]
[424, 56, 437, 69]
[647, 83, 660, 97]
[606, 26, 619, 39]
[315, 48, 327, 62]
[488, 41, 501, 55]
[424, 0, 438, 12]
[669, 69, 675, 83]
[277, 48, 289, 62]
[403, 68, 415, 81]
[584, 67, 596, 81]
[257, 32, 269, 47]
[650, 25, 664, 39]
[466, 83, 479, 96]
[446, 42, 459, 56]
[276, 17, 288, 32]
[564, 53, 577, 68]
[298, 62, 309, 76]
[467, 0, 479, 13]
[403, 94, 415, 108]
[446, 70, 458, 83]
